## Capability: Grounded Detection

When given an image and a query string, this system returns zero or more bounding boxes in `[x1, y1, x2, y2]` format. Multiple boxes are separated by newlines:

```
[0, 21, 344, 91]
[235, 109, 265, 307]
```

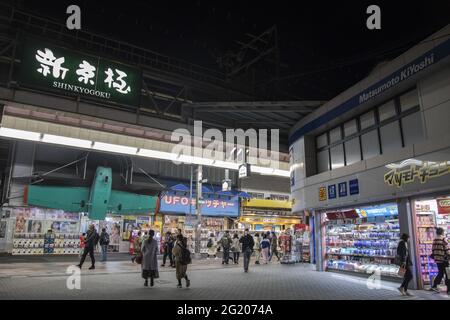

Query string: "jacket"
[239, 234, 254, 252]
[397, 240, 412, 266]
[271, 236, 278, 250]
[220, 235, 232, 249]
[172, 241, 188, 280]
[261, 239, 271, 250]
[84, 229, 98, 248]
[253, 236, 261, 250]
[432, 235, 450, 263]
[99, 232, 109, 245]
[141, 238, 158, 271]
[231, 238, 241, 252]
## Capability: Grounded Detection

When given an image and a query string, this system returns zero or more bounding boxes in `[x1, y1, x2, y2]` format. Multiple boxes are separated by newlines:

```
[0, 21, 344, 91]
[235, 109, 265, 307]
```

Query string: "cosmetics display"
[325, 218, 401, 278]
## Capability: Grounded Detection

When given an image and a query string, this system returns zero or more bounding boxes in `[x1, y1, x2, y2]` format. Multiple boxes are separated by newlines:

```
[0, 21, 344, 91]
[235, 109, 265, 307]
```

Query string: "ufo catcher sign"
[19, 37, 141, 107]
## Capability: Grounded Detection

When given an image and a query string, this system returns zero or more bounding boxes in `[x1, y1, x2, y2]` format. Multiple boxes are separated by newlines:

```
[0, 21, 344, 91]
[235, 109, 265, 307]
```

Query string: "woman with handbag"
[141, 230, 159, 287]
[397, 233, 413, 296]
[430, 227, 450, 294]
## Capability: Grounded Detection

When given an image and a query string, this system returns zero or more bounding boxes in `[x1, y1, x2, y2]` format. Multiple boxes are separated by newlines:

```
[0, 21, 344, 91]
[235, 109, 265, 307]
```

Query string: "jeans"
[243, 248, 252, 271]
[433, 262, 449, 292]
[400, 265, 413, 291]
[79, 246, 95, 267]
[101, 245, 107, 261]
[163, 248, 173, 266]
[269, 248, 280, 261]
[223, 248, 230, 264]
[233, 251, 240, 263]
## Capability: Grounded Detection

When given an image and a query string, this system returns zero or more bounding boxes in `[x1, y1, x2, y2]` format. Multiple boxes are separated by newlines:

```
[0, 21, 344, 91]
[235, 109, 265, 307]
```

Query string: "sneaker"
[244, 270, 248, 273]
[144, 281, 148, 287]
[177, 284, 182, 288]
[404, 291, 413, 296]
[397, 287, 405, 296]
[88, 265, 95, 270]
[255, 261, 260, 265]
[186, 279, 191, 288]
[430, 287, 440, 293]
[160, 264, 165, 267]
[76, 264, 82, 269]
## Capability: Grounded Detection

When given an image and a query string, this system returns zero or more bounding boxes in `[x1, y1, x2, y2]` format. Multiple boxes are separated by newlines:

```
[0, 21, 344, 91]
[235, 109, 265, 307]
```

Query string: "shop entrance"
[412, 195, 450, 289]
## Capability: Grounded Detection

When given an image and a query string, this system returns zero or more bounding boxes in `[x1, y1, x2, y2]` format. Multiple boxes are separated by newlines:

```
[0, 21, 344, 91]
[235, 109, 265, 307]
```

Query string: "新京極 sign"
[19, 37, 142, 107]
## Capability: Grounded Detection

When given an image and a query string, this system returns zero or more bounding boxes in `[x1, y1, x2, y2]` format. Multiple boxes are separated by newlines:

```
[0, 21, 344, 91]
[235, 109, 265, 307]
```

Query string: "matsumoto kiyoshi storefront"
[297, 152, 450, 289]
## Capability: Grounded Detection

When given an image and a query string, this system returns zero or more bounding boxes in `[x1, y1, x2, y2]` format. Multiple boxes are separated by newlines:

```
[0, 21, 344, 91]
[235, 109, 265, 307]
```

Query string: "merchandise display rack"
[325, 218, 401, 278]
[12, 232, 80, 255]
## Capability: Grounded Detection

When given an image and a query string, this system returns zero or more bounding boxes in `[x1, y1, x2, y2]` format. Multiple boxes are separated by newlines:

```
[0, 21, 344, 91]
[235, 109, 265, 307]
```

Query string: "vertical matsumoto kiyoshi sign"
[19, 37, 141, 106]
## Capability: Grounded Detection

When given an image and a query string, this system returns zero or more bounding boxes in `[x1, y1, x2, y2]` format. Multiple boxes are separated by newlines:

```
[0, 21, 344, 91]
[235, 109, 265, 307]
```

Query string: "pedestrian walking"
[269, 232, 281, 262]
[161, 231, 175, 267]
[77, 224, 98, 270]
[78, 232, 86, 258]
[253, 233, 261, 264]
[239, 228, 254, 272]
[206, 233, 218, 259]
[172, 234, 191, 288]
[261, 234, 271, 264]
[396, 233, 413, 296]
[219, 231, 233, 265]
[231, 233, 241, 264]
[141, 230, 159, 287]
[430, 227, 449, 294]
[99, 228, 110, 262]
[131, 231, 143, 264]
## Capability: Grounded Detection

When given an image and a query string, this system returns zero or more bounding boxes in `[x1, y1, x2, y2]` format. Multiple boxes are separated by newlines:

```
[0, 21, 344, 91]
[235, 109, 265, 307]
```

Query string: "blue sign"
[328, 185, 337, 199]
[338, 182, 347, 197]
[349, 179, 359, 195]
[356, 203, 398, 218]
[159, 193, 239, 217]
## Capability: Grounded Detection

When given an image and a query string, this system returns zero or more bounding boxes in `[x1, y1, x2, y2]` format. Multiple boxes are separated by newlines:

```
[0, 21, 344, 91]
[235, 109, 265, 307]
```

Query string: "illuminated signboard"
[19, 37, 142, 106]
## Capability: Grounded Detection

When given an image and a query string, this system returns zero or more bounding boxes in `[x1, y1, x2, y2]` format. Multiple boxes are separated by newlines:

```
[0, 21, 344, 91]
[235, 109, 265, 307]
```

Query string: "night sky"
[12, 0, 450, 100]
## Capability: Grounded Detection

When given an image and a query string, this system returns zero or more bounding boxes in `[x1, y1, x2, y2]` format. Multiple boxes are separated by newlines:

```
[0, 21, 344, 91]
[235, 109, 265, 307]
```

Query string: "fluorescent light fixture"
[93, 142, 137, 155]
[0, 127, 290, 177]
[0, 127, 41, 141]
[42, 134, 92, 149]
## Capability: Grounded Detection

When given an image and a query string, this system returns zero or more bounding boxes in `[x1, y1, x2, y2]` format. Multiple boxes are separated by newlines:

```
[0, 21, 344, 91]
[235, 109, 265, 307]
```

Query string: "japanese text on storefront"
[384, 160, 450, 187]
[159, 194, 239, 217]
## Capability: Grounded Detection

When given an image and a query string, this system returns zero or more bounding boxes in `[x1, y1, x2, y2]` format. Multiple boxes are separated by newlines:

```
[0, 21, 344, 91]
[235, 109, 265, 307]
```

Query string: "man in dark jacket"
[239, 229, 255, 273]
[77, 224, 98, 270]
[161, 231, 174, 267]
[99, 228, 109, 262]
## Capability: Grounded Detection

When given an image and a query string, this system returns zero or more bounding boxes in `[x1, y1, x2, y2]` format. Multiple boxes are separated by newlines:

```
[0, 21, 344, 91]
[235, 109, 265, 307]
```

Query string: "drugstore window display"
[414, 196, 450, 287]
[324, 204, 401, 278]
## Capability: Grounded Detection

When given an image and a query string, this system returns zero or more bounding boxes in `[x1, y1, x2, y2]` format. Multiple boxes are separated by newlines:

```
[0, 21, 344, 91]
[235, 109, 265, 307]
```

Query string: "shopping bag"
[398, 266, 406, 277]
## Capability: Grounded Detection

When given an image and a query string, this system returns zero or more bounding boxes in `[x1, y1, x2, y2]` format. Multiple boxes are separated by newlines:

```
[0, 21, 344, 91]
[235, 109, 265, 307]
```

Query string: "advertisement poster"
[122, 218, 136, 240]
[27, 220, 43, 233]
[0, 221, 6, 238]
[437, 198, 450, 214]
[15, 215, 27, 233]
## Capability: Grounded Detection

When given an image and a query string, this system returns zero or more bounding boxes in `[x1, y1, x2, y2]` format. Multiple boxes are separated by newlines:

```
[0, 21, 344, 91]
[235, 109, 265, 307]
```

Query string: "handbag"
[135, 253, 143, 265]
[398, 266, 406, 277]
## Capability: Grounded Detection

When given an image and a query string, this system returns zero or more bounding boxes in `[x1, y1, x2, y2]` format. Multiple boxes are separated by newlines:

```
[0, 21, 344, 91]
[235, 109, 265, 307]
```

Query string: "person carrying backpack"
[430, 227, 450, 294]
[260, 233, 271, 264]
[219, 231, 233, 265]
[172, 234, 191, 288]
[99, 228, 110, 262]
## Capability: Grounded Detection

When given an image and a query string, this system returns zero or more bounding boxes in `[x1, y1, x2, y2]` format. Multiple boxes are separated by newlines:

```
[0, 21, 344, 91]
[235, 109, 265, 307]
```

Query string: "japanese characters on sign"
[384, 160, 450, 188]
[319, 187, 327, 201]
[328, 184, 337, 199]
[159, 194, 239, 217]
[20, 37, 141, 106]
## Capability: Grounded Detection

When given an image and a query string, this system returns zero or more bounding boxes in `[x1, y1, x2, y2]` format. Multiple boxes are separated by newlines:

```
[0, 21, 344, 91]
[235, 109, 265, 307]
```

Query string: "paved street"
[0, 257, 448, 300]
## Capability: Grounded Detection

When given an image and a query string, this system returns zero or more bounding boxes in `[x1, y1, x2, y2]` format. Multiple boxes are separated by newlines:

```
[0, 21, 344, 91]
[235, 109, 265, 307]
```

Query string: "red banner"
[437, 198, 450, 214]
[326, 210, 358, 220]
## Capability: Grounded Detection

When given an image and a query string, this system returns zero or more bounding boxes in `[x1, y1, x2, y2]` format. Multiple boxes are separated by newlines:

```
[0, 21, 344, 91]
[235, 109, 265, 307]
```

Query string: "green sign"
[19, 37, 141, 106]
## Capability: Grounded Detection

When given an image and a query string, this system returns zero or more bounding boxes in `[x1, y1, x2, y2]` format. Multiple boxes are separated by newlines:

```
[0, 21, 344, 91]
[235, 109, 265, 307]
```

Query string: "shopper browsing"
[172, 234, 191, 288]
[396, 233, 413, 296]
[239, 228, 255, 273]
[99, 228, 110, 262]
[141, 230, 159, 287]
[206, 233, 218, 260]
[231, 233, 241, 264]
[430, 227, 450, 294]
[253, 233, 261, 264]
[269, 232, 281, 262]
[260, 234, 271, 264]
[77, 224, 98, 270]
